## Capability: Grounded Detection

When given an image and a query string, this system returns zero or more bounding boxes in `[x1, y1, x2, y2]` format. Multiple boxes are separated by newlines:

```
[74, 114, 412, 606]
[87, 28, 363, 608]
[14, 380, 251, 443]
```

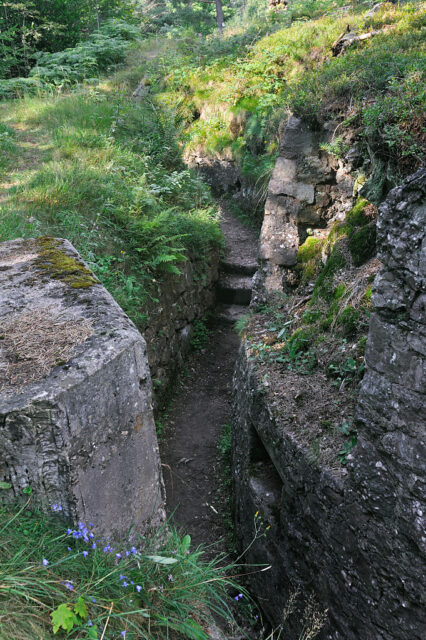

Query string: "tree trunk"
[215, 0, 225, 35]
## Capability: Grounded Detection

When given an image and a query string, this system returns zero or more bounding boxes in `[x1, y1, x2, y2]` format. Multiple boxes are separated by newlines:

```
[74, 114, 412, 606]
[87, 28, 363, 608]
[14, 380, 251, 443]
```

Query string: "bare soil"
[160, 206, 258, 550]
[159, 320, 239, 548]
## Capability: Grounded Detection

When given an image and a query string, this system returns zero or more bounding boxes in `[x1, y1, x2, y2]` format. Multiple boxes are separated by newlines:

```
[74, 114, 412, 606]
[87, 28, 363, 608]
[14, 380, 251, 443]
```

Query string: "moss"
[312, 244, 346, 301]
[349, 224, 376, 266]
[337, 306, 360, 336]
[36, 237, 98, 288]
[296, 236, 324, 283]
[346, 198, 370, 228]
[298, 237, 323, 263]
[289, 327, 315, 352]
[363, 284, 373, 301]
[357, 335, 368, 356]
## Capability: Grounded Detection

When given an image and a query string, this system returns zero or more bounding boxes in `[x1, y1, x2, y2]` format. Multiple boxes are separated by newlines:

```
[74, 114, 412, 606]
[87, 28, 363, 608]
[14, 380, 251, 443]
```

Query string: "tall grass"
[0, 83, 221, 327]
[0, 501, 243, 640]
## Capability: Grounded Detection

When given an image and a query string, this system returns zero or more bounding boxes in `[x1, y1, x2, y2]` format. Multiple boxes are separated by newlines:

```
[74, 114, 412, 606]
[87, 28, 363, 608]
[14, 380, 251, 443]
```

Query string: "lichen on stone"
[36, 237, 98, 288]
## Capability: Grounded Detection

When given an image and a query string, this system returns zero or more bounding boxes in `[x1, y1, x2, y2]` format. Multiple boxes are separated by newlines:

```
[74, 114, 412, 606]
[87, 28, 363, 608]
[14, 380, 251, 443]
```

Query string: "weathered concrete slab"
[0, 237, 165, 537]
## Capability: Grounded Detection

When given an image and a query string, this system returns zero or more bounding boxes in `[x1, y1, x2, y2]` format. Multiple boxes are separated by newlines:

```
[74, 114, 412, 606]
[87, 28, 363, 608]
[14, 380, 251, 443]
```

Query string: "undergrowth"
[0, 83, 221, 327]
[132, 1, 425, 216]
[0, 499, 242, 640]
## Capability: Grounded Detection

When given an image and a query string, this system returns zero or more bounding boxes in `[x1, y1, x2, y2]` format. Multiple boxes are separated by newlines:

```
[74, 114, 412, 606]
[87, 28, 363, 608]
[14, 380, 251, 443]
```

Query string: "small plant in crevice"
[337, 417, 358, 465]
[328, 356, 364, 388]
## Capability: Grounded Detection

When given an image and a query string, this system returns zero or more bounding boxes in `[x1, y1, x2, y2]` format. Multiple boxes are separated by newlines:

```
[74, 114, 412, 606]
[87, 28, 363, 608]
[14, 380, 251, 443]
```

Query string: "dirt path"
[159, 207, 258, 550]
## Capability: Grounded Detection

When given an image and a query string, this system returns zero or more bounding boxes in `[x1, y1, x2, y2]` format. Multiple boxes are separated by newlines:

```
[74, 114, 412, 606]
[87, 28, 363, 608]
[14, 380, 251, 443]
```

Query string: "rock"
[332, 28, 380, 57]
[232, 168, 426, 639]
[257, 116, 354, 294]
[0, 237, 165, 538]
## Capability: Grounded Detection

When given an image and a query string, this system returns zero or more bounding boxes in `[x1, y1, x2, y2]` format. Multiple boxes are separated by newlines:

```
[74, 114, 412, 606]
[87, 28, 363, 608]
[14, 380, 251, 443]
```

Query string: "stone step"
[217, 274, 253, 306]
[216, 304, 249, 325]
[220, 259, 257, 276]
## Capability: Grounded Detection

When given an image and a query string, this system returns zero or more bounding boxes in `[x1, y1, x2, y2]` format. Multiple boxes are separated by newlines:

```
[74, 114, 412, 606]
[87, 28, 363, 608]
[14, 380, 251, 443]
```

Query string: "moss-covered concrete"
[36, 237, 99, 288]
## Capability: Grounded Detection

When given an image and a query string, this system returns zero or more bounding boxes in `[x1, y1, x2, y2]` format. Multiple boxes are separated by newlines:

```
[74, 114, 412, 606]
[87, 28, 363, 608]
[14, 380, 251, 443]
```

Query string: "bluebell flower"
[67, 547, 72, 551]
[168, 574, 174, 582]
[88, 620, 93, 627]
[91, 597, 96, 603]
[92, 542, 97, 549]
[136, 585, 142, 592]
[63, 582, 74, 591]
[130, 546, 137, 554]
[122, 581, 128, 587]
[82, 550, 89, 557]
[42, 558, 49, 566]
[121, 632, 126, 638]
[116, 553, 122, 559]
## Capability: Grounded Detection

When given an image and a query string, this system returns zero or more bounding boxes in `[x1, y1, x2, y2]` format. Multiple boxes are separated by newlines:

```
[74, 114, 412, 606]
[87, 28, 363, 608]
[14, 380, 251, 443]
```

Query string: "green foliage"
[337, 417, 358, 464]
[191, 317, 210, 350]
[337, 306, 360, 337]
[0, 122, 17, 170]
[147, 0, 424, 216]
[297, 236, 324, 283]
[0, 503, 242, 640]
[0, 1, 135, 80]
[312, 244, 346, 301]
[349, 224, 377, 266]
[0, 84, 221, 328]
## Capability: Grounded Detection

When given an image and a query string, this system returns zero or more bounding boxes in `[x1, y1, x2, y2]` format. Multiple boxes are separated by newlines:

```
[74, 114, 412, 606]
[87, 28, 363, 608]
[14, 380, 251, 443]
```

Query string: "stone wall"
[0, 238, 165, 538]
[232, 168, 426, 639]
[143, 250, 220, 400]
[255, 116, 357, 297]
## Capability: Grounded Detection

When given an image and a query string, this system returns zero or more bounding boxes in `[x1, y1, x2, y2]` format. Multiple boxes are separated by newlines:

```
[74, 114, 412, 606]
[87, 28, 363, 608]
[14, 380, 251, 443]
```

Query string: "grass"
[0, 82, 222, 328]
[130, 1, 425, 216]
[0, 499, 244, 640]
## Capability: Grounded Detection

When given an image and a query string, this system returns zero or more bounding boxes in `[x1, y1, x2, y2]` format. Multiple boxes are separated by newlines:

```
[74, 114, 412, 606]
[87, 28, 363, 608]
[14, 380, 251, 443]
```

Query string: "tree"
[195, 0, 225, 35]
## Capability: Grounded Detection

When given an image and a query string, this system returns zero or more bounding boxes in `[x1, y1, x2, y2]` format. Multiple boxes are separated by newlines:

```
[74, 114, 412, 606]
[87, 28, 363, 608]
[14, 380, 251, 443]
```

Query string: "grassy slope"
[138, 1, 425, 212]
[0, 46, 221, 328]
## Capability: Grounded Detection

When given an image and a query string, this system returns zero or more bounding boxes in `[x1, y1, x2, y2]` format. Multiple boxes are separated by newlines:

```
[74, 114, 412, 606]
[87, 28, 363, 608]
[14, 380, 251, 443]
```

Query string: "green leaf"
[181, 534, 191, 553]
[51, 604, 78, 634]
[74, 596, 88, 620]
[145, 554, 178, 565]
[0, 482, 12, 490]
[88, 624, 99, 639]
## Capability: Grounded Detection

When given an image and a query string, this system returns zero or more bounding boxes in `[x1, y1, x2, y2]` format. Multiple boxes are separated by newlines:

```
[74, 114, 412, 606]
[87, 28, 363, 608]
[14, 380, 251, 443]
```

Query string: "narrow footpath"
[159, 204, 258, 549]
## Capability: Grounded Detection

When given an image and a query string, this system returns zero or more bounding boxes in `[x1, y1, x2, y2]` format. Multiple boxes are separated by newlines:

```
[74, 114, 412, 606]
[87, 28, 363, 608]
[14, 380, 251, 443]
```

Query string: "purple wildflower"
[82, 550, 89, 557]
[168, 574, 174, 582]
[64, 582, 74, 591]
[136, 585, 142, 592]
[42, 558, 49, 566]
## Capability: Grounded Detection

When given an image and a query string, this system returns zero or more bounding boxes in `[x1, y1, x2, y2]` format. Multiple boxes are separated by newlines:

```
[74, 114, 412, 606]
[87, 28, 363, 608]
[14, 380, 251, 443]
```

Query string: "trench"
[159, 204, 258, 550]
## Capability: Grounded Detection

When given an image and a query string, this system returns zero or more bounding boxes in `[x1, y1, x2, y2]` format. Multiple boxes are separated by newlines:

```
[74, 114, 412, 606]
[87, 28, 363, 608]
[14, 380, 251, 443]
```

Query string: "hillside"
[0, 1, 425, 639]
